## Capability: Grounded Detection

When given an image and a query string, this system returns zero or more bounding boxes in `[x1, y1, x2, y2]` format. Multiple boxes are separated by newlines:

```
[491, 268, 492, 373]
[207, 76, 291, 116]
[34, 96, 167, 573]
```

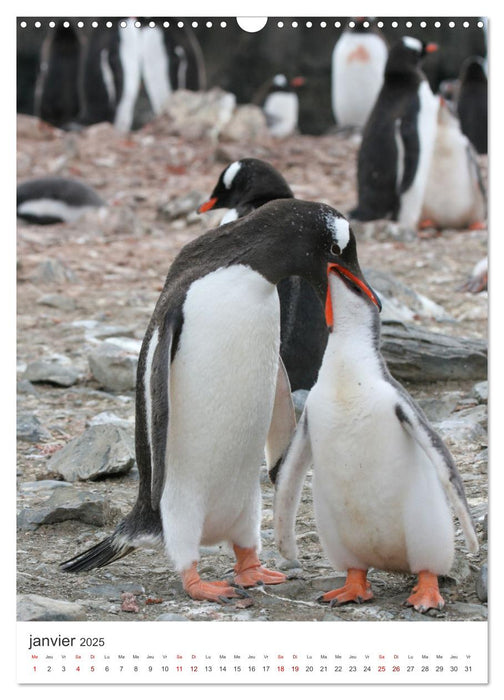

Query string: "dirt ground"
[16, 114, 488, 622]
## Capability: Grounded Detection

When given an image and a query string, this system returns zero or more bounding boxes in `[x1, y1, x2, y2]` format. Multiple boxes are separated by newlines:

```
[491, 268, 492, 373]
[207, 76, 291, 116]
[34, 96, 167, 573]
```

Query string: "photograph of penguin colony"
[17, 17, 488, 622]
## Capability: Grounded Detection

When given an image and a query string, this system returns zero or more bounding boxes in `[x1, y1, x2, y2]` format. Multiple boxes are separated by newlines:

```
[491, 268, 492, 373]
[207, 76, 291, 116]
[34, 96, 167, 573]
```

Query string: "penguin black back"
[457, 56, 487, 155]
[350, 37, 437, 222]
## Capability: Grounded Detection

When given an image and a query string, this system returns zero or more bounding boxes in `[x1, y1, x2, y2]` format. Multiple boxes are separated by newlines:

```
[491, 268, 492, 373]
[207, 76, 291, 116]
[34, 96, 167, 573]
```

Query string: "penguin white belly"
[264, 93, 298, 137]
[160, 264, 280, 572]
[398, 84, 439, 229]
[17, 198, 94, 223]
[332, 34, 387, 128]
[307, 377, 454, 574]
[421, 128, 485, 228]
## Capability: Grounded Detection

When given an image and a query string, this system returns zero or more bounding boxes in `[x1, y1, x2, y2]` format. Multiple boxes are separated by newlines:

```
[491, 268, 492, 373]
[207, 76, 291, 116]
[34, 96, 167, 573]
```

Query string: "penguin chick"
[198, 159, 328, 392]
[274, 248, 479, 613]
[420, 98, 486, 230]
[61, 199, 354, 603]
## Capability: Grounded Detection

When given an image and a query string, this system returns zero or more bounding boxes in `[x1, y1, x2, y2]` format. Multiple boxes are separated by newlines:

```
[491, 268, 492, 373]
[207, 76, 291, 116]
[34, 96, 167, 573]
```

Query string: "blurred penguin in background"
[262, 74, 305, 138]
[331, 18, 388, 129]
[34, 21, 82, 129]
[456, 56, 487, 155]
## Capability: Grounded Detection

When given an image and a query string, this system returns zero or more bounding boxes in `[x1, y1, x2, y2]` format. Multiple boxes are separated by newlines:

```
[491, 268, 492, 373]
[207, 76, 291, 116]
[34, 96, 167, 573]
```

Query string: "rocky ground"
[16, 103, 488, 623]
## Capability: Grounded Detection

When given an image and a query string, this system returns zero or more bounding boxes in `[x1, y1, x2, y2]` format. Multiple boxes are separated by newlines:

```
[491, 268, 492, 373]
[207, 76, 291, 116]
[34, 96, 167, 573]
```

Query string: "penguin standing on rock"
[262, 74, 304, 138]
[331, 18, 388, 129]
[198, 159, 328, 391]
[456, 56, 488, 155]
[274, 242, 479, 612]
[350, 37, 439, 231]
[61, 199, 357, 602]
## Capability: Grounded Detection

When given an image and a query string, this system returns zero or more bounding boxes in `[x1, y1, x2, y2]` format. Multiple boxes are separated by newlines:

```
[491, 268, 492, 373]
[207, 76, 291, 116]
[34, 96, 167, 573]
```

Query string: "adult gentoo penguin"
[274, 247, 479, 612]
[61, 199, 356, 602]
[456, 56, 488, 155]
[262, 75, 304, 138]
[420, 98, 486, 230]
[331, 18, 388, 129]
[350, 36, 439, 231]
[17, 177, 106, 225]
[198, 159, 328, 391]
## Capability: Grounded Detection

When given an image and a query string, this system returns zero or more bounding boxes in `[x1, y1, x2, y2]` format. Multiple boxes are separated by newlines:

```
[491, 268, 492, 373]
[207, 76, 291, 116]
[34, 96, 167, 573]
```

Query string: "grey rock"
[87, 411, 133, 429]
[24, 355, 81, 387]
[84, 582, 146, 597]
[158, 190, 204, 221]
[72, 319, 137, 340]
[476, 563, 488, 602]
[156, 613, 189, 621]
[17, 594, 86, 621]
[17, 487, 119, 529]
[47, 423, 135, 481]
[445, 602, 487, 619]
[88, 342, 138, 392]
[380, 321, 487, 383]
[32, 258, 78, 285]
[472, 380, 488, 403]
[37, 293, 77, 311]
[434, 406, 487, 445]
[18, 480, 72, 494]
[365, 268, 453, 323]
[17, 413, 51, 442]
[17, 379, 39, 395]
[219, 105, 269, 143]
[163, 88, 236, 141]
[417, 394, 462, 422]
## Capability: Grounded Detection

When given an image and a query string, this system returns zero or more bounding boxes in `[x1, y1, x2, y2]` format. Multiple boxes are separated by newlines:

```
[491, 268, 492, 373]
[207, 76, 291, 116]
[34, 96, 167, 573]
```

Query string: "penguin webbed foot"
[317, 568, 373, 606]
[405, 570, 445, 613]
[182, 562, 243, 603]
[233, 544, 287, 587]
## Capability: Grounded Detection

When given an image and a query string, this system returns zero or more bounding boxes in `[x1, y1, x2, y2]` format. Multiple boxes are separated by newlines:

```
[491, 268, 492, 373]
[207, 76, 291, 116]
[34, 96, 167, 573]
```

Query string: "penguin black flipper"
[394, 397, 479, 554]
[60, 535, 135, 572]
[273, 410, 313, 561]
[266, 356, 296, 481]
[148, 313, 181, 509]
[398, 98, 420, 195]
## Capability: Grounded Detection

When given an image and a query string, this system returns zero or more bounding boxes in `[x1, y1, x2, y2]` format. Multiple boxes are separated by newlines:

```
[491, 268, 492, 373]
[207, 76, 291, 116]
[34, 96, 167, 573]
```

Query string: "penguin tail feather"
[60, 536, 135, 573]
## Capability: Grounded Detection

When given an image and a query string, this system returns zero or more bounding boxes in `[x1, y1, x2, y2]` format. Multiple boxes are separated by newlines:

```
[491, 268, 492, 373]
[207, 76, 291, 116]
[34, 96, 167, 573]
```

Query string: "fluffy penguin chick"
[420, 99, 486, 230]
[274, 258, 479, 613]
[61, 199, 353, 603]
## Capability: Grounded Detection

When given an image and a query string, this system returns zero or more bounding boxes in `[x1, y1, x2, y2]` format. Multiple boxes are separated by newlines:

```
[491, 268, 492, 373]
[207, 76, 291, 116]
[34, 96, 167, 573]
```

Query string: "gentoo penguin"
[61, 199, 357, 602]
[34, 21, 81, 129]
[420, 98, 486, 230]
[350, 37, 439, 231]
[80, 19, 205, 132]
[262, 75, 304, 138]
[17, 177, 105, 225]
[456, 56, 488, 155]
[198, 159, 328, 391]
[274, 249, 479, 612]
[331, 18, 388, 129]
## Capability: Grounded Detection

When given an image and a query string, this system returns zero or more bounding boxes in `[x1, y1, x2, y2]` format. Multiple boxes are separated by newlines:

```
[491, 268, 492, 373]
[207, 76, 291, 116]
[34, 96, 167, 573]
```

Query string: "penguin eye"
[331, 243, 342, 256]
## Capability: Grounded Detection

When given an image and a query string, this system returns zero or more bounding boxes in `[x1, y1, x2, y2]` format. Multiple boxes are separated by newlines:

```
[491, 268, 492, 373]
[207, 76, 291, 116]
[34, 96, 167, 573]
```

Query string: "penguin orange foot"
[233, 544, 287, 587]
[318, 568, 374, 606]
[406, 570, 445, 612]
[182, 563, 240, 602]
[468, 221, 486, 231]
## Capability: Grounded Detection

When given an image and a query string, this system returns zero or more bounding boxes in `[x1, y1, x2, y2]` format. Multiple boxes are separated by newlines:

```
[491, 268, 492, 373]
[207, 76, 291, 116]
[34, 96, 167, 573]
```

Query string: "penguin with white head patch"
[350, 36, 439, 231]
[274, 239, 479, 612]
[17, 177, 106, 225]
[199, 159, 328, 391]
[420, 98, 486, 230]
[331, 18, 388, 129]
[457, 56, 487, 155]
[61, 199, 356, 602]
[262, 74, 304, 138]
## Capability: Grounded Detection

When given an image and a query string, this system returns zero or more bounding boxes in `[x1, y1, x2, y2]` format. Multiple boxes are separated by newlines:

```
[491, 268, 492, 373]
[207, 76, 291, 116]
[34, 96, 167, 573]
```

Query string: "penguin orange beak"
[291, 76, 306, 87]
[425, 43, 438, 54]
[325, 263, 381, 327]
[198, 197, 218, 213]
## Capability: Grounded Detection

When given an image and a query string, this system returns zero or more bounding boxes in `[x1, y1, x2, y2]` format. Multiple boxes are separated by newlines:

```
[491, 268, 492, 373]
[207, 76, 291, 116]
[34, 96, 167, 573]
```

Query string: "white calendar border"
[7, 0, 501, 696]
